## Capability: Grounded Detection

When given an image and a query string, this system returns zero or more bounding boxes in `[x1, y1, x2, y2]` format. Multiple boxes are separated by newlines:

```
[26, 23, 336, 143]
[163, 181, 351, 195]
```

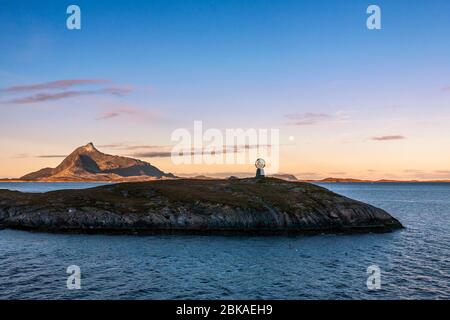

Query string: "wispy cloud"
[12, 153, 31, 159]
[5, 88, 132, 104]
[0, 79, 133, 104]
[403, 169, 424, 173]
[434, 170, 450, 174]
[285, 111, 349, 126]
[37, 155, 67, 158]
[97, 144, 170, 150]
[12, 153, 66, 158]
[399, 169, 450, 180]
[95, 108, 137, 120]
[94, 105, 158, 123]
[131, 144, 273, 158]
[0, 79, 109, 93]
[133, 151, 173, 158]
[97, 143, 127, 149]
[370, 135, 406, 141]
[100, 86, 133, 96]
[96, 112, 121, 120]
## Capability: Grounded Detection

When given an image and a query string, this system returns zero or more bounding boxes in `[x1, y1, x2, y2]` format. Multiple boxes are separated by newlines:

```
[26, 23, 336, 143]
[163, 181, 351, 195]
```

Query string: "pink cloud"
[131, 144, 272, 158]
[0, 79, 134, 104]
[1, 79, 110, 93]
[96, 112, 121, 120]
[370, 135, 406, 141]
[285, 112, 349, 126]
[96, 108, 137, 120]
[4, 87, 133, 104]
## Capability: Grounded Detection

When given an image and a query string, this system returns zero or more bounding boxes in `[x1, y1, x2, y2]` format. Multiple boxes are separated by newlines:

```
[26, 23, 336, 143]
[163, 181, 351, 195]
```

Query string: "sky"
[1, 0, 450, 179]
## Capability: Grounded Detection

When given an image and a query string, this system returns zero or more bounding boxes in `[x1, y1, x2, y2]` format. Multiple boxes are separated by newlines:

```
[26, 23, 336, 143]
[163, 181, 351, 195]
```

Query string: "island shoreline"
[0, 223, 404, 236]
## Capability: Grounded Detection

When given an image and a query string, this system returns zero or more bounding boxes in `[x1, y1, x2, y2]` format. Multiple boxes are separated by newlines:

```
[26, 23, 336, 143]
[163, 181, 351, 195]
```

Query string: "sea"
[0, 182, 449, 300]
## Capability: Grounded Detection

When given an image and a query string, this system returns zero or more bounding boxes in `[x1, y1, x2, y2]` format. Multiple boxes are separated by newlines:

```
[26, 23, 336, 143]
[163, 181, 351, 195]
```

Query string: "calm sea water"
[0, 182, 449, 300]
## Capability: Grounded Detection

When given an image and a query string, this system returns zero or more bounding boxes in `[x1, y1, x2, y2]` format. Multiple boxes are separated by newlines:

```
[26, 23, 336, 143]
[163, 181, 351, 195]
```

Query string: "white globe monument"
[255, 158, 266, 178]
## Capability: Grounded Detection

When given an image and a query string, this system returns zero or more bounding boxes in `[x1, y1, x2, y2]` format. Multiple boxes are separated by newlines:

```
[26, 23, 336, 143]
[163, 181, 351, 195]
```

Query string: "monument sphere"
[255, 158, 266, 178]
[255, 158, 266, 169]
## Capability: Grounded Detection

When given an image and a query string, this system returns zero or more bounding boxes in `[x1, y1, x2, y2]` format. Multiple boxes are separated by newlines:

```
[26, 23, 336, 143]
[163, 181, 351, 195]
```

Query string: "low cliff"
[0, 178, 403, 235]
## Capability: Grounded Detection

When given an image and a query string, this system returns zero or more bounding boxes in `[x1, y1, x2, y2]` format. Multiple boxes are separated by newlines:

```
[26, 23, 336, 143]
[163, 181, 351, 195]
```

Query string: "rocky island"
[0, 178, 403, 235]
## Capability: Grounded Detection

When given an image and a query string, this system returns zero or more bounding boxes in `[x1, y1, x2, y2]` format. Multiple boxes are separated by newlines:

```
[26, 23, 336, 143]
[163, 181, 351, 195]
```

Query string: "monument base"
[256, 168, 265, 179]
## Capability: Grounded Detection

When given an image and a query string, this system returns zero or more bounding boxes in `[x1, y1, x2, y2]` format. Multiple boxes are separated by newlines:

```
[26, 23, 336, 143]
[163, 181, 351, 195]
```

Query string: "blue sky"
[1, 0, 450, 179]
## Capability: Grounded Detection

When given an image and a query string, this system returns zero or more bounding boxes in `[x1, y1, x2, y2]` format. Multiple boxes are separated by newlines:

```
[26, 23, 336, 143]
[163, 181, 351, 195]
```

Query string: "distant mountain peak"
[20, 143, 175, 182]
[83, 142, 97, 152]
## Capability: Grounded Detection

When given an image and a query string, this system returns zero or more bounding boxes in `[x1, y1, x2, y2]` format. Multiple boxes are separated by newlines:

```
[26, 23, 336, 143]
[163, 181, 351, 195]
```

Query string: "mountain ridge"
[20, 143, 175, 182]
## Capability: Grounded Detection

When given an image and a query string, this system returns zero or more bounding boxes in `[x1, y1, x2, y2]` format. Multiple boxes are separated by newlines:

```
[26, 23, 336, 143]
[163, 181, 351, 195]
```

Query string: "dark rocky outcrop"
[0, 178, 403, 235]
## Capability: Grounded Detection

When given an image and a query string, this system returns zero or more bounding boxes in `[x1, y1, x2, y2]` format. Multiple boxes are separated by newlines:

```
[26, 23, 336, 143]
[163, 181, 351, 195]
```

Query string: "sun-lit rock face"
[20, 143, 175, 181]
[82, 142, 96, 152]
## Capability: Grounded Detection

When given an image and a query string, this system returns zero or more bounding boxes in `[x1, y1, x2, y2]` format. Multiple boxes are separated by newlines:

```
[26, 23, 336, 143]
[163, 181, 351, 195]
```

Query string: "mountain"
[311, 177, 371, 183]
[270, 174, 298, 181]
[20, 143, 175, 182]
